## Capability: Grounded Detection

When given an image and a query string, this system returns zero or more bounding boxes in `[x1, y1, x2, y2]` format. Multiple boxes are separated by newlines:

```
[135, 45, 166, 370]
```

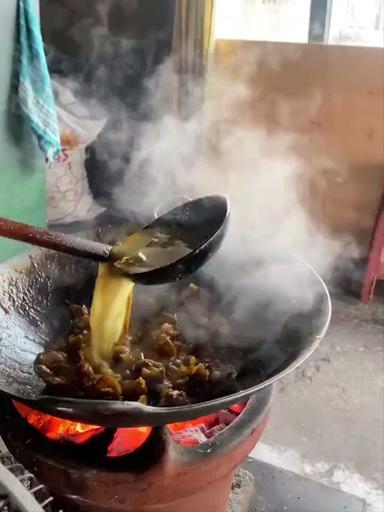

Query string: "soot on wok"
[35, 283, 260, 407]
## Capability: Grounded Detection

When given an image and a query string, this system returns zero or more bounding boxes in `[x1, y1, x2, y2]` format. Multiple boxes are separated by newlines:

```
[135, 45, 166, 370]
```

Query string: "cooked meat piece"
[92, 375, 122, 399]
[121, 377, 147, 400]
[35, 283, 241, 406]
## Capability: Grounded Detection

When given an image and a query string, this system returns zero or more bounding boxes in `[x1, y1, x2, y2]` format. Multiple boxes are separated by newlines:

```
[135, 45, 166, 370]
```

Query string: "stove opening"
[13, 400, 246, 457]
[13, 401, 105, 444]
[13, 401, 153, 457]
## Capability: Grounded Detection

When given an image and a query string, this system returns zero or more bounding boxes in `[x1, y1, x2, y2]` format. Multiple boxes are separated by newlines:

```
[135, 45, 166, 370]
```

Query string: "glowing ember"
[168, 414, 217, 432]
[13, 401, 104, 444]
[168, 403, 246, 446]
[168, 414, 217, 446]
[229, 403, 246, 415]
[108, 427, 152, 457]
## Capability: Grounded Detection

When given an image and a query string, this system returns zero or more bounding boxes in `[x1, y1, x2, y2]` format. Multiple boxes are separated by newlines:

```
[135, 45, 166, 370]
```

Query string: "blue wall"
[0, 0, 46, 262]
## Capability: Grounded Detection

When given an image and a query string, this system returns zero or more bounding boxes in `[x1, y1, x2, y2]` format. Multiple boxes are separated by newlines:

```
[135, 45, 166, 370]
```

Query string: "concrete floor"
[251, 290, 384, 512]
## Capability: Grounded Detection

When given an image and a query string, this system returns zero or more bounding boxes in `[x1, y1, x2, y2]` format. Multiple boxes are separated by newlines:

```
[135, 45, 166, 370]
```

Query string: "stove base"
[50, 475, 234, 512]
[0, 449, 367, 512]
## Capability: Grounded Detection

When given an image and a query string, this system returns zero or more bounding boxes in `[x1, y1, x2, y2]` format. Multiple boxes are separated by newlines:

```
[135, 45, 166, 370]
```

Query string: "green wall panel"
[0, 0, 46, 262]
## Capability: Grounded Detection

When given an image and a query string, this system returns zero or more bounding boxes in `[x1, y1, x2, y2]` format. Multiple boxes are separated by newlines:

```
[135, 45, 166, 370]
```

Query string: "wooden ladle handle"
[0, 217, 112, 262]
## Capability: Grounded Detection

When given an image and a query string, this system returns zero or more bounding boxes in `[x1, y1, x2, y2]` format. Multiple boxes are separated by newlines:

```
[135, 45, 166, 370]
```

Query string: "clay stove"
[0, 388, 271, 512]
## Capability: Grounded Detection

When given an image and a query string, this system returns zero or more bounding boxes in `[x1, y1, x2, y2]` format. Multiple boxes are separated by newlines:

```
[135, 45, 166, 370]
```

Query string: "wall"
[214, 40, 384, 254]
[0, 0, 46, 262]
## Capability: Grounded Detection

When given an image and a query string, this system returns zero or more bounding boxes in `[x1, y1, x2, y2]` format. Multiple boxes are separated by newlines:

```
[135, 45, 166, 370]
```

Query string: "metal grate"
[0, 452, 60, 512]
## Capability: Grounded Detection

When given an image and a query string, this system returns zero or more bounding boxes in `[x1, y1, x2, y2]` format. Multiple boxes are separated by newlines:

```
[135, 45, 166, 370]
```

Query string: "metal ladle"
[0, 195, 229, 285]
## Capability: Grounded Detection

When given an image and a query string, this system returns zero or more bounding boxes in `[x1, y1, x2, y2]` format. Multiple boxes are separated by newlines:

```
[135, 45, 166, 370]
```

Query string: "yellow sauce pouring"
[88, 231, 149, 366]
[89, 229, 192, 366]
[89, 262, 134, 365]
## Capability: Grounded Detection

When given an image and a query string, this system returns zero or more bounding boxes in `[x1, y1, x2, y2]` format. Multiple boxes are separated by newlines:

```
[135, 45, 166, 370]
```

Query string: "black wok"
[0, 228, 331, 428]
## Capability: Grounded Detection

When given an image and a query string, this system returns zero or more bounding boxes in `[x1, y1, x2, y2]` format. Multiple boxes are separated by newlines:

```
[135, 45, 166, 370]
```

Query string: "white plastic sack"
[46, 79, 106, 224]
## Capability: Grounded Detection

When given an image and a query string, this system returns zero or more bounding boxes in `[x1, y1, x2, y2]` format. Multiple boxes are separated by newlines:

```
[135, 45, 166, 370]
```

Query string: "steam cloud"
[46, 23, 356, 348]
[94, 55, 351, 326]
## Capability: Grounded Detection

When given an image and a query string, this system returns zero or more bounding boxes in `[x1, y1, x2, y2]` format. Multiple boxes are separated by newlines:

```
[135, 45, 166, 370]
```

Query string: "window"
[215, 0, 312, 43]
[328, 0, 384, 47]
[214, 0, 384, 47]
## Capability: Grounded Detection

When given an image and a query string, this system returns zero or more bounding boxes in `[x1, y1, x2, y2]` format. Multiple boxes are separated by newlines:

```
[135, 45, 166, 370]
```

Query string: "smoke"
[45, 16, 356, 349]
[85, 53, 346, 351]
[114, 65, 349, 245]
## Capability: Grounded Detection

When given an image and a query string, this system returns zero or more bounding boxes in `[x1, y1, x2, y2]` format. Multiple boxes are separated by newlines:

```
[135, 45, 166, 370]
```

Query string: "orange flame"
[13, 401, 104, 444]
[108, 427, 152, 457]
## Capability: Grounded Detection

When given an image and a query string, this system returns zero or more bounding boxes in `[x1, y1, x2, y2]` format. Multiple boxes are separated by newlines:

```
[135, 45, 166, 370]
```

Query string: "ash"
[228, 468, 256, 512]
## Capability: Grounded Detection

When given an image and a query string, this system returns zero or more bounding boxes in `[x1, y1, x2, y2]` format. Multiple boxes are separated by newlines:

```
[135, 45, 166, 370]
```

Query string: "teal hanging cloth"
[17, 0, 61, 162]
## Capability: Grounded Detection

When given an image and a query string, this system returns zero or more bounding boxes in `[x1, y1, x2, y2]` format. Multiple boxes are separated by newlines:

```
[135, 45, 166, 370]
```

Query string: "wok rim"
[5, 252, 332, 427]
